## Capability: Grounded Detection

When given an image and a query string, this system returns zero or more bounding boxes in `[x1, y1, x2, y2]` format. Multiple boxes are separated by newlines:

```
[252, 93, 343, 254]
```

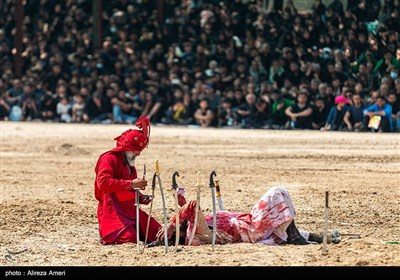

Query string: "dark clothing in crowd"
[0, 0, 398, 133]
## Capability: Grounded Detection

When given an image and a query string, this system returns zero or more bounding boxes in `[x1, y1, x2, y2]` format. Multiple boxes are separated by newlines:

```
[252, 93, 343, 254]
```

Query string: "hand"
[132, 178, 147, 190]
[156, 222, 175, 241]
[139, 195, 153, 205]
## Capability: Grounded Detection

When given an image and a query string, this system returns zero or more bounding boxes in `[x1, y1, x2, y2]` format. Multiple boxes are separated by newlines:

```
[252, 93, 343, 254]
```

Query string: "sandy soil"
[1, 121, 399, 267]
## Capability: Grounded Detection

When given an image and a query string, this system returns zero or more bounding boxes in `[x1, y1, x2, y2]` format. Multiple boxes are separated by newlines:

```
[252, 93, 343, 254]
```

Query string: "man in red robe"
[153, 186, 340, 246]
[94, 116, 161, 244]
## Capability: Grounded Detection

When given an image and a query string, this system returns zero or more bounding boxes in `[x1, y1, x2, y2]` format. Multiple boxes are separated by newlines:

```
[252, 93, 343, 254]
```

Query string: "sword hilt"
[155, 159, 160, 176]
[215, 180, 221, 197]
[172, 171, 179, 190]
[325, 191, 329, 208]
[209, 171, 216, 188]
[151, 172, 157, 191]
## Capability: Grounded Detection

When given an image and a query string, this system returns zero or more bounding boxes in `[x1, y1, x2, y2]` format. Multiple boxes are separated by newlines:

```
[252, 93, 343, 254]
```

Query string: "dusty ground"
[0, 121, 399, 267]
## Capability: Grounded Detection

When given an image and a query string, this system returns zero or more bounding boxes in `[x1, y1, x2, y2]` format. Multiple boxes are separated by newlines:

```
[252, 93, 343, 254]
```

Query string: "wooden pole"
[92, 0, 102, 48]
[15, 0, 24, 78]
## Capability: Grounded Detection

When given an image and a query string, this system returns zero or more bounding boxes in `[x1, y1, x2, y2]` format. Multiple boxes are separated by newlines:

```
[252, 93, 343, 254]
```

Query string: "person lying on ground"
[149, 186, 340, 247]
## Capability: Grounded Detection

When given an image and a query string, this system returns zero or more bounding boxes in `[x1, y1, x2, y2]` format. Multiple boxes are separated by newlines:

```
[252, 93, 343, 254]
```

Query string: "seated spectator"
[111, 89, 137, 124]
[321, 95, 350, 131]
[194, 99, 214, 127]
[39, 93, 58, 121]
[217, 98, 235, 128]
[234, 93, 256, 127]
[245, 98, 273, 129]
[71, 94, 85, 123]
[19, 84, 38, 121]
[272, 94, 293, 129]
[360, 95, 393, 132]
[83, 92, 113, 124]
[56, 96, 72, 123]
[0, 94, 11, 121]
[284, 91, 313, 129]
[162, 92, 195, 126]
[386, 92, 400, 131]
[5, 79, 23, 106]
[311, 95, 329, 130]
[343, 93, 365, 131]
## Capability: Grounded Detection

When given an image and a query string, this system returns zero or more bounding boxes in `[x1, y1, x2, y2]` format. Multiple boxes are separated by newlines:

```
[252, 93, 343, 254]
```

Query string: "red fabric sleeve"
[96, 154, 133, 193]
[169, 200, 198, 226]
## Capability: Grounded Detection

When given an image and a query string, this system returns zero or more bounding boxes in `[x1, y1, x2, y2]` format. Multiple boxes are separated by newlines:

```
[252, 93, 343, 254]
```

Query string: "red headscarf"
[112, 116, 151, 152]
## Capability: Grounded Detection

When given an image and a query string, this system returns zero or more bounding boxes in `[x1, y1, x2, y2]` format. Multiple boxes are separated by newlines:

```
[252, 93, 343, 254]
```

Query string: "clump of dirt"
[45, 143, 90, 155]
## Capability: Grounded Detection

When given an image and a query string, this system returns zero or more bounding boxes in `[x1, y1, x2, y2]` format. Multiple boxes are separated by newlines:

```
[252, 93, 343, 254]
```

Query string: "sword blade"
[135, 189, 140, 254]
[217, 197, 224, 211]
[210, 187, 217, 251]
[157, 175, 168, 254]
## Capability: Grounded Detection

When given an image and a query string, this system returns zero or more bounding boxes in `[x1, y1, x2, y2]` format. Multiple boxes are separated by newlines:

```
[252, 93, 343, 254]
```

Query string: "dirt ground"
[1, 121, 399, 267]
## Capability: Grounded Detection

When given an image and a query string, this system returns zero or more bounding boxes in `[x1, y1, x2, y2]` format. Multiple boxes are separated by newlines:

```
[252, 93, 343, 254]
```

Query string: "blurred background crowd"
[0, 0, 399, 132]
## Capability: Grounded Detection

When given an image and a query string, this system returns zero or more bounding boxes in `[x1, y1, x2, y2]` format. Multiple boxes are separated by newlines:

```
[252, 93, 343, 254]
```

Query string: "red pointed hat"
[112, 116, 151, 152]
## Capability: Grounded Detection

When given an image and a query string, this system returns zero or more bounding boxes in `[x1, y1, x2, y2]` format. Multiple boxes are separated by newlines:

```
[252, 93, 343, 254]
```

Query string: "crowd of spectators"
[0, 0, 399, 132]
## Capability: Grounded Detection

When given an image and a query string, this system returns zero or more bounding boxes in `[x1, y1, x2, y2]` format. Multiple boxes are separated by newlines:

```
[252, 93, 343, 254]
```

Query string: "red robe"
[169, 186, 296, 245]
[94, 150, 161, 244]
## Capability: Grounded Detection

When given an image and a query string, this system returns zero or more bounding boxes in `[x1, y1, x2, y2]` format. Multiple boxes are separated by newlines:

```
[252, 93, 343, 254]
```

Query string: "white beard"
[124, 151, 136, 167]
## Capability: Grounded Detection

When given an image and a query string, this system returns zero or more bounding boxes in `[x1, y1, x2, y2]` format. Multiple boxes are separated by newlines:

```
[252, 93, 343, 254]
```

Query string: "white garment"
[57, 102, 72, 123]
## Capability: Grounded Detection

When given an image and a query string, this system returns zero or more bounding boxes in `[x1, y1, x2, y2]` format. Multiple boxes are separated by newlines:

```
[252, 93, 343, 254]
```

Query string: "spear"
[156, 160, 168, 254]
[171, 171, 180, 252]
[209, 171, 217, 251]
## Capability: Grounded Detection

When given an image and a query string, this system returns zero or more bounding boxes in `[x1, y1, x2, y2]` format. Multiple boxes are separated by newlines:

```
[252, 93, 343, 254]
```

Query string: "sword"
[134, 164, 145, 254]
[215, 180, 224, 211]
[209, 171, 217, 251]
[171, 171, 180, 252]
[322, 191, 329, 255]
[156, 160, 168, 254]
[144, 169, 156, 247]
[188, 171, 201, 246]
